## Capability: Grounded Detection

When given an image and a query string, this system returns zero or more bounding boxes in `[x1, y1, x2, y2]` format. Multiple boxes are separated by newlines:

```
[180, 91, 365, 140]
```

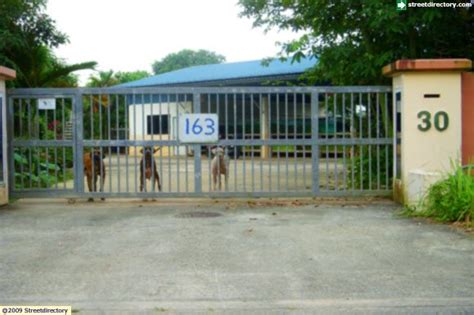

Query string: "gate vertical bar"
[7, 97, 14, 191]
[61, 99, 66, 189]
[302, 94, 306, 190]
[18, 100, 24, 189]
[176, 93, 180, 192]
[193, 92, 202, 193]
[311, 92, 320, 195]
[27, 100, 32, 189]
[385, 92, 390, 189]
[268, 93, 272, 192]
[393, 91, 397, 186]
[74, 92, 84, 193]
[185, 94, 189, 192]
[53, 102, 58, 189]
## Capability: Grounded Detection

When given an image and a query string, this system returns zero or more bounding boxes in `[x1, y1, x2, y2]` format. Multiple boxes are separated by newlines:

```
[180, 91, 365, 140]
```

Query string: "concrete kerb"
[9, 196, 396, 209]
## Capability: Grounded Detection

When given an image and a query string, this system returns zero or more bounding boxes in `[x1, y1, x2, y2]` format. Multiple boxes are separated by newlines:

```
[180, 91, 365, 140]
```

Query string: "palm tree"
[12, 45, 96, 87]
[85, 70, 121, 113]
[86, 70, 119, 87]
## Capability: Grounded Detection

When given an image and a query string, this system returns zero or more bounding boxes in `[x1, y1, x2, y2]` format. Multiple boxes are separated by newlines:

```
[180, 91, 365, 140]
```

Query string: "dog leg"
[139, 169, 144, 192]
[157, 172, 162, 192]
[143, 182, 149, 201]
[86, 173, 94, 202]
[101, 168, 106, 201]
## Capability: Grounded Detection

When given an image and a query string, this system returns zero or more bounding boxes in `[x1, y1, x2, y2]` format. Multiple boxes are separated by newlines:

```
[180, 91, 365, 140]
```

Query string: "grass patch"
[404, 164, 473, 226]
[8, 197, 20, 204]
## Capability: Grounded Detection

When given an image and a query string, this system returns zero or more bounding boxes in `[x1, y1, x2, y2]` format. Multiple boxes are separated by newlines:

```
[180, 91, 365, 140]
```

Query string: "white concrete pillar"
[0, 66, 17, 206]
[383, 59, 472, 205]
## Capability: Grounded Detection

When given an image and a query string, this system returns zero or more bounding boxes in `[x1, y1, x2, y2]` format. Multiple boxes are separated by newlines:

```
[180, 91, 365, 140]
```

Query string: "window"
[147, 115, 169, 135]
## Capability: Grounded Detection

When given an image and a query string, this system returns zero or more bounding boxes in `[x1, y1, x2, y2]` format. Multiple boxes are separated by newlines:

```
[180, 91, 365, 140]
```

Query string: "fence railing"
[7, 86, 394, 198]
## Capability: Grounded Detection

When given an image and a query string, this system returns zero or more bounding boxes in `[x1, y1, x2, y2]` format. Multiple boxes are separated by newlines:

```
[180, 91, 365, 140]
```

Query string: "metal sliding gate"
[7, 86, 394, 199]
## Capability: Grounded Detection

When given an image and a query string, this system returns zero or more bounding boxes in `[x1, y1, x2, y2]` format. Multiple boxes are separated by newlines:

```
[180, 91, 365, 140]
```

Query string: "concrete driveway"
[65, 155, 349, 193]
[0, 199, 473, 314]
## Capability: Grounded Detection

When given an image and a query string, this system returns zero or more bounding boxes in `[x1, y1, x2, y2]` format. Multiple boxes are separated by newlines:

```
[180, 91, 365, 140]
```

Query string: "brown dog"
[84, 149, 106, 201]
[211, 146, 229, 191]
[140, 147, 161, 192]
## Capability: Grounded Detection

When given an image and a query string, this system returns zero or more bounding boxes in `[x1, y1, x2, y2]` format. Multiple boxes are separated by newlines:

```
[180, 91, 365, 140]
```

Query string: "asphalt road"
[0, 198, 473, 314]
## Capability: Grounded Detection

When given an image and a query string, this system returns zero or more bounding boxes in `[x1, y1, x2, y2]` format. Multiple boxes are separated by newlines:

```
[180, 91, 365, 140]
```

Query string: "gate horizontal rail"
[11, 139, 393, 147]
[7, 86, 394, 199]
[8, 86, 393, 95]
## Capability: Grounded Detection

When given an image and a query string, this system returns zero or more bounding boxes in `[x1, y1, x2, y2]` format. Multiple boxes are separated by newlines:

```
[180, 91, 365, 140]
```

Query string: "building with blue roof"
[118, 57, 317, 87]
[123, 57, 318, 157]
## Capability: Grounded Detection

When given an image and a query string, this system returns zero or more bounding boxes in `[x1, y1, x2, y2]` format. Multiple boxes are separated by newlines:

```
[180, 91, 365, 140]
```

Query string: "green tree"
[238, 0, 473, 85]
[86, 70, 150, 87]
[13, 45, 95, 87]
[86, 70, 118, 87]
[114, 70, 150, 84]
[0, 0, 96, 87]
[0, 0, 67, 52]
[152, 49, 226, 75]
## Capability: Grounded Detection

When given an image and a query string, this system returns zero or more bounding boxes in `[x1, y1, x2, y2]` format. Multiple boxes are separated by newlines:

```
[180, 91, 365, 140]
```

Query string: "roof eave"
[127, 73, 306, 88]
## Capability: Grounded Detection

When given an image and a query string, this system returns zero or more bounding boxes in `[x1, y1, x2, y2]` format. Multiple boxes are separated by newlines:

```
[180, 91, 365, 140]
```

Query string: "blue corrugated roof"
[117, 57, 317, 87]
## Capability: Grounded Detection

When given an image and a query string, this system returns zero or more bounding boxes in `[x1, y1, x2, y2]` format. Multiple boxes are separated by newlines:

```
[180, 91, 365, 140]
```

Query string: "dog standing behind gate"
[211, 146, 229, 191]
[84, 149, 106, 201]
[140, 147, 162, 193]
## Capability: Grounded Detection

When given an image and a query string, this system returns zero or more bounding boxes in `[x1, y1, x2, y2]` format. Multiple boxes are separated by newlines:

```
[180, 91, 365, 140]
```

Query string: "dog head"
[91, 148, 106, 162]
[140, 147, 160, 159]
[211, 146, 225, 157]
[90, 148, 106, 172]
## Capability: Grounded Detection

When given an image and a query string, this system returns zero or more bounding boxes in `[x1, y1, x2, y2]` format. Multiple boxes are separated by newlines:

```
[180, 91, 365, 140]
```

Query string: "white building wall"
[128, 101, 193, 156]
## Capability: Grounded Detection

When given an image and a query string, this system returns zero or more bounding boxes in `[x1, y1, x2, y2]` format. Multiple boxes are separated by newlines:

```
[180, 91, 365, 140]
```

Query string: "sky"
[46, 0, 299, 85]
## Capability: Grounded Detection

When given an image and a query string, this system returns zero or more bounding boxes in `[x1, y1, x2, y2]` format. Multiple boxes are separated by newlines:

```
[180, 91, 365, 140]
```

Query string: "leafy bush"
[14, 148, 73, 189]
[422, 165, 474, 223]
[348, 145, 393, 190]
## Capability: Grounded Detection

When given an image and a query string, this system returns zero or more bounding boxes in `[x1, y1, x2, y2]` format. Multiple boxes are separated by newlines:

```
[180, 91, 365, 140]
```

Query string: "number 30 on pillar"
[417, 110, 449, 132]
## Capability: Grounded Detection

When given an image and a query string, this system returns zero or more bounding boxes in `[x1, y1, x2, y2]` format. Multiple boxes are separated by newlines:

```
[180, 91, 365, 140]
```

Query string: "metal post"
[311, 92, 320, 195]
[73, 92, 84, 193]
[193, 93, 202, 193]
[7, 97, 14, 191]
[261, 95, 270, 159]
[393, 91, 398, 186]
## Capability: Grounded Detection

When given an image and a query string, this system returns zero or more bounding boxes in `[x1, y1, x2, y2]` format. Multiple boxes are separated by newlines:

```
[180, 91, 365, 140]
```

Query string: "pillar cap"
[382, 59, 472, 77]
[0, 66, 16, 80]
